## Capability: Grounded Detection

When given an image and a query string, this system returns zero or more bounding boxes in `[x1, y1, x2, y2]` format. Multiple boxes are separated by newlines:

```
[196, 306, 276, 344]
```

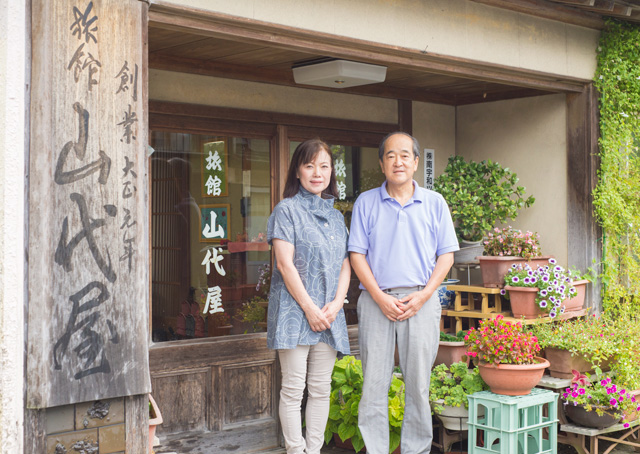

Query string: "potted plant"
[429, 361, 489, 431]
[207, 310, 232, 337]
[324, 355, 404, 453]
[501, 258, 577, 319]
[435, 331, 468, 367]
[148, 394, 163, 454]
[465, 315, 549, 395]
[478, 227, 551, 288]
[531, 316, 616, 379]
[235, 264, 271, 333]
[561, 371, 640, 429]
[433, 156, 535, 263]
[436, 278, 460, 309]
[565, 263, 599, 311]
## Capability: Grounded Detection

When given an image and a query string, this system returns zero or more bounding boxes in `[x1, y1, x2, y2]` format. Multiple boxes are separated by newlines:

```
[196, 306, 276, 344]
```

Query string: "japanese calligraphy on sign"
[27, 0, 150, 408]
[424, 149, 435, 190]
[201, 204, 230, 243]
[202, 140, 228, 197]
[331, 145, 347, 201]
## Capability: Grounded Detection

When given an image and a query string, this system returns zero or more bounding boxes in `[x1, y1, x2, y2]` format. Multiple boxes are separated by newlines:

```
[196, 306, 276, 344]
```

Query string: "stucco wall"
[456, 94, 568, 266]
[0, 0, 26, 452]
[413, 101, 456, 184]
[149, 69, 398, 124]
[160, 0, 599, 80]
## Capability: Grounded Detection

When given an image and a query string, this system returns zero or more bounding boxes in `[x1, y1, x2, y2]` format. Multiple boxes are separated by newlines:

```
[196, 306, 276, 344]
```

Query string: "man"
[348, 132, 459, 454]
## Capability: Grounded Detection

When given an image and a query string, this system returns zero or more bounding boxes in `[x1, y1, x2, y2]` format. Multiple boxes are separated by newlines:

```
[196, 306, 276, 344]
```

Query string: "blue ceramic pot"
[437, 279, 460, 309]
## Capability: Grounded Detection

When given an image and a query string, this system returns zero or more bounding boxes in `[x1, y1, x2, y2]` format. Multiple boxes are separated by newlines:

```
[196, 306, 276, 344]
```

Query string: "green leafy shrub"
[324, 355, 404, 453]
[429, 362, 488, 414]
[434, 156, 534, 242]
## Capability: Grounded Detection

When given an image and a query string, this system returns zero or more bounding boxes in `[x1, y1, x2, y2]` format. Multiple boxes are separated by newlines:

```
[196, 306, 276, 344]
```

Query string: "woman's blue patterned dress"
[266, 186, 350, 355]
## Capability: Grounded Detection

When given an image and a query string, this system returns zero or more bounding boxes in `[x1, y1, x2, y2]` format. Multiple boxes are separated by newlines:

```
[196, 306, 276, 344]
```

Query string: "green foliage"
[429, 362, 488, 414]
[324, 356, 404, 453]
[531, 314, 640, 390]
[439, 330, 467, 342]
[434, 156, 534, 242]
[593, 20, 640, 315]
[235, 297, 266, 332]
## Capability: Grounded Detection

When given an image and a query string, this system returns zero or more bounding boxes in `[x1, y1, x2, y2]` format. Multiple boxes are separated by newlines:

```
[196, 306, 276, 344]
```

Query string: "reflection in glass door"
[150, 131, 271, 342]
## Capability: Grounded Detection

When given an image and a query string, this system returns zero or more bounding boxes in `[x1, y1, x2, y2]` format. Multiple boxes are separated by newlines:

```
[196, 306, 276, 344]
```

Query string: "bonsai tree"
[429, 361, 488, 414]
[433, 156, 535, 242]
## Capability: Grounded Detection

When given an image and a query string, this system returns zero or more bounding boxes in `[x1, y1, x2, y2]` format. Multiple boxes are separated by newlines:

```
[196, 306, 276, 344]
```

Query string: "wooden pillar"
[398, 99, 413, 135]
[28, 0, 151, 410]
[567, 84, 601, 312]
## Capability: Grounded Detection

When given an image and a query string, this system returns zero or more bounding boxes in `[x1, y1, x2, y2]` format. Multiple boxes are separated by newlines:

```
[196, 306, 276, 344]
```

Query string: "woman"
[267, 138, 351, 454]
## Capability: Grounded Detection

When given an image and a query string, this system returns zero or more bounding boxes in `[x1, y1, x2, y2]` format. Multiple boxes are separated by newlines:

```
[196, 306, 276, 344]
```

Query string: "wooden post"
[28, 0, 151, 408]
[567, 85, 601, 312]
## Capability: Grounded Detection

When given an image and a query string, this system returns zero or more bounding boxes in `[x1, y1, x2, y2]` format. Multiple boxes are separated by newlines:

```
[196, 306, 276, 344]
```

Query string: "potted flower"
[435, 331, 468, 368]
[531, 316, 615, 379]
[324, 356, 404, 453]
[561, 371, 640, 429]
[478, 227, 551, 288]
[148, 394, 163, 454]
[433, 156, 535, 263]
[207, 310, 232, 337]
[565, 263, 599, 311]
[465, 315, 549, 395]
[501, 258, 577, 319]
[429, 361, 489, 431]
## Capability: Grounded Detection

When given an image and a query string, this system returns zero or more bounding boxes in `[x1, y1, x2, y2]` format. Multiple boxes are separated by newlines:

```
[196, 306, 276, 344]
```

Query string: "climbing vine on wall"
[593, 20, 640, 314]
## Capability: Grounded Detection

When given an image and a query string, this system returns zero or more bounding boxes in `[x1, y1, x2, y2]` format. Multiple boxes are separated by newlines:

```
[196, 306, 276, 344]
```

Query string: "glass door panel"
[150, 131, 270, 342]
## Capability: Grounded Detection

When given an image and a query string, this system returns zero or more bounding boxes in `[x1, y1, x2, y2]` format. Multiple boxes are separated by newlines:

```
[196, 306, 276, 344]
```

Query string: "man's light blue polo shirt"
[348, 181, 459, 290]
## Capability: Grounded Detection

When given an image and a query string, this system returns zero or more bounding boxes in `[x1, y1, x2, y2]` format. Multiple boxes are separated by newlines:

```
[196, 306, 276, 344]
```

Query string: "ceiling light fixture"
[292, 58, 387, 89]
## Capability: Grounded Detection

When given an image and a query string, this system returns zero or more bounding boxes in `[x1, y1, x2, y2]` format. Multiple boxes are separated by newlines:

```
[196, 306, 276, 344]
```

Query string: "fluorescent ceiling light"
[292, 59, 387, 88]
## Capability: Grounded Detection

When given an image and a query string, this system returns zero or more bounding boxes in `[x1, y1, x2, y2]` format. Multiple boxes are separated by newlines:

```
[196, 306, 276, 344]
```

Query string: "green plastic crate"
[468, 388, 558, 454]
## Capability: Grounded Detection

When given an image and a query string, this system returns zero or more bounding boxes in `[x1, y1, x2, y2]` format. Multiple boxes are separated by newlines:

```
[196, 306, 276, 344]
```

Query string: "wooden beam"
[551, 0, 596, 6]
[397, 100, 413, 134]
[468, 0, 604, 28]
[148, 2, 589, 94]
[149, 100, 397, 134]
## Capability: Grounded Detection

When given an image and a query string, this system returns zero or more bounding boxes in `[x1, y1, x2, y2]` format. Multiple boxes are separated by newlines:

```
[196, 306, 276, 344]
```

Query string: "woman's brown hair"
[282, 138, 339, 199]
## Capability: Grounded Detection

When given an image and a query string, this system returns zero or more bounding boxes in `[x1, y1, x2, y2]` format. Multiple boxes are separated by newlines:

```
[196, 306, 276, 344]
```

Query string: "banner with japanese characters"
[424, 148, 435, 190]
[201, 204, 230, 243]
[27, 0, 150, 407]
[331, 145, 347, 200]
[202, 139, 228, 197]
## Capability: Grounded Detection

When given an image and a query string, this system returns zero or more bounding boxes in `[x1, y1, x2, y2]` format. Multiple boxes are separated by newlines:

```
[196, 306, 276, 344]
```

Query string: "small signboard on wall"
[202, 140, 228, 197]
[424, 148, 435, 190]
[201, 204, 230, 242]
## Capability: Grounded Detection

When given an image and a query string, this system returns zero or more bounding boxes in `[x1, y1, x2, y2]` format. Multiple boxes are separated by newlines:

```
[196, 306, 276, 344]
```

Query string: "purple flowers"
[503, 258, 576, 318]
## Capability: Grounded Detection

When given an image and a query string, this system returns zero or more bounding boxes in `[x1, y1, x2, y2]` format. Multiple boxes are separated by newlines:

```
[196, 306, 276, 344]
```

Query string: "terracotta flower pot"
[478, 357, 549, 396]
[544, 347, 596, 379]
[149, 394, 163, 454]
[564, 279, 589, 311]
[478, 256, 553, 288]
[434, 341, 468, 368]
[504, 286, 546, 319]
[564, 404, 621, 429]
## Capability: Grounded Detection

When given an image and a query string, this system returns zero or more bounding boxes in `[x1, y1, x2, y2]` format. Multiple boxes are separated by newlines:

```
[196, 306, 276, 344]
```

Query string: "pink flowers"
[465, 315, 541, 366]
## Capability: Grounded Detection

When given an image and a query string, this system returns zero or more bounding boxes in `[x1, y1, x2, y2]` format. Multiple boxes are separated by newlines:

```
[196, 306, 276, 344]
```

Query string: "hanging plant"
[593, 20, 640, 315]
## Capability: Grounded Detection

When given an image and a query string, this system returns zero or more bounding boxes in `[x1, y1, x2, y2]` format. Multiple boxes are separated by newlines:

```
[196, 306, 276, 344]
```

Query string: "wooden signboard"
[27, 0, 151, 407]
